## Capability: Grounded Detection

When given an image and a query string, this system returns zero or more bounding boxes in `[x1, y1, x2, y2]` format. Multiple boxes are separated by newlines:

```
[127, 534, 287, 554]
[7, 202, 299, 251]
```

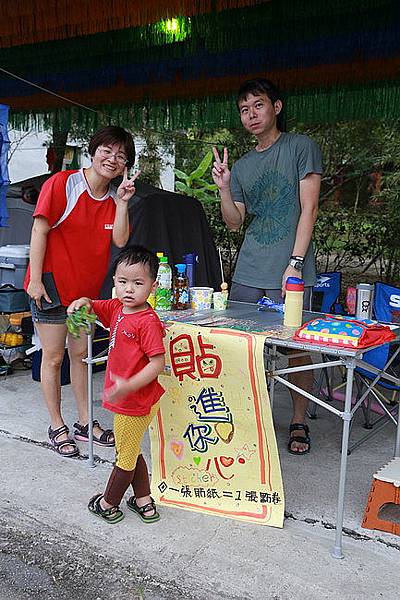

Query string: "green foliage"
[173, 128, 255, 281]
[66, 306, 97, 338]
[174, 144, 246, 282]
[174, 151, 218, 202]
[137, 128, 175, 187]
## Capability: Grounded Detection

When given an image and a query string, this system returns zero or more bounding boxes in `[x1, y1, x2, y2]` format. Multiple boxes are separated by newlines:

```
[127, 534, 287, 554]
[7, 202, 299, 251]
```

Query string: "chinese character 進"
[183, 423, 218, 453]
[188, 387, 232, 423]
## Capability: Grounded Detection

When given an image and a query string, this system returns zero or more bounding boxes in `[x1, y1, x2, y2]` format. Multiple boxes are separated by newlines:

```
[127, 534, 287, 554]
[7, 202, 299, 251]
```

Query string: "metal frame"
[83, 322, 109, 469]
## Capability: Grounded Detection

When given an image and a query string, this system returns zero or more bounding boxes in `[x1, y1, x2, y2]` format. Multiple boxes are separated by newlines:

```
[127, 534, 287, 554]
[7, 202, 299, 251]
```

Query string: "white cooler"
[0, 245, 30, 289]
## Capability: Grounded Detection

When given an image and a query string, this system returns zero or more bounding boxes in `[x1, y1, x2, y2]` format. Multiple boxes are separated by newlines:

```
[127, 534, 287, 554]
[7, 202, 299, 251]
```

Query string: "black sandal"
[288, 423, 311, 455]
[74, 420, 115, 447]
[88, 493, 124, 524]
[126, 496, 160, 523]
[48, 424, 79, 458]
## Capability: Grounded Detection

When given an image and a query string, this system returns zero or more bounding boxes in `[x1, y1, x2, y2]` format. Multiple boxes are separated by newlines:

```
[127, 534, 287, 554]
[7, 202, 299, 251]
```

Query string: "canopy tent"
[1, 0, 399, 131]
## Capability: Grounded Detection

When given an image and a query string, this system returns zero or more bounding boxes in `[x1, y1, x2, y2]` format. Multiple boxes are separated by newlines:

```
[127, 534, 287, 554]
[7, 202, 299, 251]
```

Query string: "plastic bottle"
[155, 256, 172, 311]
[172, 264, 190, 310]
[147, 252, 164, 308]
[355, 283, 374, 320]
[283, 277, 304, 327]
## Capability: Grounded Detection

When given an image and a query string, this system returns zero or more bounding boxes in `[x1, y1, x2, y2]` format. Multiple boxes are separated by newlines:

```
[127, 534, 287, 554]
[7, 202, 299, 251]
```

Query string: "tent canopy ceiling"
[1, 0, 399, 129]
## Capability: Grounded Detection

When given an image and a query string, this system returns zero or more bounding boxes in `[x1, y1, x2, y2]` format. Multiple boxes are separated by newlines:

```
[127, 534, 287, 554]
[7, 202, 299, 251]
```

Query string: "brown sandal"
[48, 424, 79, 458]
[74, 420, 115, 447]
[288, 423, 311, 455]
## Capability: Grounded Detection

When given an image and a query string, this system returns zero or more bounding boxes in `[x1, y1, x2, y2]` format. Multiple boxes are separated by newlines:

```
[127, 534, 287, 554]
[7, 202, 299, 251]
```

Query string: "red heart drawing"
[220, 456, 234, 467]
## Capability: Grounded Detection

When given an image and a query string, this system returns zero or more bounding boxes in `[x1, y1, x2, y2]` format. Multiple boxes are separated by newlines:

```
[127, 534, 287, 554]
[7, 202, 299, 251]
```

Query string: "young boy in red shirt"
[68, 245, 165, 523]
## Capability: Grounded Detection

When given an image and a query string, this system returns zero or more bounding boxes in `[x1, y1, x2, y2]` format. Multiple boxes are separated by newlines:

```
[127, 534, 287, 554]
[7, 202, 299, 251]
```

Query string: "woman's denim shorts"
[30, 299, 68, 325]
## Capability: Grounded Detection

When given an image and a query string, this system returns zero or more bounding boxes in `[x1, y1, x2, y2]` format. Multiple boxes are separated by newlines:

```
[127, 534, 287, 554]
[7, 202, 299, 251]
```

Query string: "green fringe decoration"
[9, 82, 400, 132]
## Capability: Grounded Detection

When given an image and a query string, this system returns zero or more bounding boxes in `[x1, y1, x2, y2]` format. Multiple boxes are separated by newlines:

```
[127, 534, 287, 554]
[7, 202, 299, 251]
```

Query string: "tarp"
[0, 174, 48, 246]
[0, 104, 10, 227]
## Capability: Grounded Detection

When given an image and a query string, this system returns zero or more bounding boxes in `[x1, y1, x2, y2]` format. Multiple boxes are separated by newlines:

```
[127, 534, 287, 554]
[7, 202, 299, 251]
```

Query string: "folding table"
[84, 301, 400, 559]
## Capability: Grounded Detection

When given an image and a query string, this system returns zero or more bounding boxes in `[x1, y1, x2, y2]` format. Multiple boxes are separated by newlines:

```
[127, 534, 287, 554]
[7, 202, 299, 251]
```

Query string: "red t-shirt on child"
[92, 299, 165, 416]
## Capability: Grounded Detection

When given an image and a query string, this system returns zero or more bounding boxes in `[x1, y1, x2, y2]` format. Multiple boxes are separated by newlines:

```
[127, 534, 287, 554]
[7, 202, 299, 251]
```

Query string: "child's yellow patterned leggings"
[104, 402, 160, 506]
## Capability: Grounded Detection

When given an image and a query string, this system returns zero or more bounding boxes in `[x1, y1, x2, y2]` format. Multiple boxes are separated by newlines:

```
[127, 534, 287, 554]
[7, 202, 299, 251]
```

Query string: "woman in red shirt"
[25, 126, 139, 458]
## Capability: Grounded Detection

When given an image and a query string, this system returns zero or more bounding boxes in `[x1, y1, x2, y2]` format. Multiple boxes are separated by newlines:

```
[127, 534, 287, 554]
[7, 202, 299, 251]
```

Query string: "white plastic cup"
[189, 287, 214, 310]
[213, 291, 228, 310]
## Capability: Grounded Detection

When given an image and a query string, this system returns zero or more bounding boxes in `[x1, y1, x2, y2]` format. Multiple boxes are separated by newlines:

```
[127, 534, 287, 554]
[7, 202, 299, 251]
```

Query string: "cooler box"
[0, 245, 30, 289]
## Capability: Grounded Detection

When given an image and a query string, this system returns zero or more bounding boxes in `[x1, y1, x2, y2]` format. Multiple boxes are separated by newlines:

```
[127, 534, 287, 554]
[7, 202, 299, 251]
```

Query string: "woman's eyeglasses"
[96, 147, 128, 165]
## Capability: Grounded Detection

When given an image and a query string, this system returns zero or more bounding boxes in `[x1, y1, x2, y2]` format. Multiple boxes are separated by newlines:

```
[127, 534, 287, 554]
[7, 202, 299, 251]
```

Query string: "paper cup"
[213, 291, 228, 310]
[190, 287, 214, 310]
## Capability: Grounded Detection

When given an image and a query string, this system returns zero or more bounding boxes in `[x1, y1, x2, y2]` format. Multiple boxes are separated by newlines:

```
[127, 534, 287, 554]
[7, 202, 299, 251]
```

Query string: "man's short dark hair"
[113, 245, 159, 280]
[88, 126, 136, 168]
[237, 78, 285, 131]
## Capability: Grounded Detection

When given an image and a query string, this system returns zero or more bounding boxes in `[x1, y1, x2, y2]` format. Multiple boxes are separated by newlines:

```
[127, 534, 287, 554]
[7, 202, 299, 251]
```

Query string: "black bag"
[0, 284, 30, 313]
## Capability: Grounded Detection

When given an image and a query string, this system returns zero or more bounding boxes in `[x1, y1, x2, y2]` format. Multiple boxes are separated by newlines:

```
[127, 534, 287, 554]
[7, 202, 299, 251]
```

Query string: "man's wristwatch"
[289, 255, 304, 271]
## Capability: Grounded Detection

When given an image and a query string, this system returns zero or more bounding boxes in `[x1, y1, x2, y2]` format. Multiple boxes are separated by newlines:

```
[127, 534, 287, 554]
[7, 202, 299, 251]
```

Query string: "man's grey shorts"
[229, 281, 312, 310]
[30, 299, 68, 325]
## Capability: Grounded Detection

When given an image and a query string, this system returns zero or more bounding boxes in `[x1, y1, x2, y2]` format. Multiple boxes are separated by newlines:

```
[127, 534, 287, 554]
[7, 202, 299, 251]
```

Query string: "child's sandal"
[126, 496, 160, 523]
[88, 493, 124, 524]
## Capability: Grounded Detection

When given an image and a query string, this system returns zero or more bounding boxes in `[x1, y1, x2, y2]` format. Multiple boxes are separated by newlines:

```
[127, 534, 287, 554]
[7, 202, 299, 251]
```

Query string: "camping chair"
[308, 272, 343, 418]
[348, 282, 400, 453]
[311, 271, 342, 314]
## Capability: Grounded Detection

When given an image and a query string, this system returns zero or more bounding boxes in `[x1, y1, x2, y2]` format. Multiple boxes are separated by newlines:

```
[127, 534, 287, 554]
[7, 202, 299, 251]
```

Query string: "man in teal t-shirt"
[212, 78, 322, 456]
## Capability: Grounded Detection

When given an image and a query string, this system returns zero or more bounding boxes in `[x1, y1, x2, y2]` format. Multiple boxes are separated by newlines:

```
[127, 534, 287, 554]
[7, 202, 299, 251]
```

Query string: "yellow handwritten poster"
[149, 322, 284, 527]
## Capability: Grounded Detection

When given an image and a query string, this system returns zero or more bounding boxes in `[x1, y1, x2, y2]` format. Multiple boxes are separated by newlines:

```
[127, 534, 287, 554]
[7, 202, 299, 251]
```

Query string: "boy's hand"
[212, 147, 231, 191]
[106, 373, 132, 403]
[67, 297, 91, 315]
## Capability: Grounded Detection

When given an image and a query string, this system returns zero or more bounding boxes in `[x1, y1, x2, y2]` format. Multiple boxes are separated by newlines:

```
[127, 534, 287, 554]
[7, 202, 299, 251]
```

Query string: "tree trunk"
[50, 118, 69, 174]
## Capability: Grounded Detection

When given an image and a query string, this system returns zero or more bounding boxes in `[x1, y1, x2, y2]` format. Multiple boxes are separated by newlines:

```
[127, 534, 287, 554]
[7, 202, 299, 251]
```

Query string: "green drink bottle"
[155, 256, 172, 311]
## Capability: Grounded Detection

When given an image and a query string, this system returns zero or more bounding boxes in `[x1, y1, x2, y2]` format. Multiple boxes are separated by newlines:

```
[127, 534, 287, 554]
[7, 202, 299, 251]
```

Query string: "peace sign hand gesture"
[212, 147, 231, 191]
[116, 167, 141, 204]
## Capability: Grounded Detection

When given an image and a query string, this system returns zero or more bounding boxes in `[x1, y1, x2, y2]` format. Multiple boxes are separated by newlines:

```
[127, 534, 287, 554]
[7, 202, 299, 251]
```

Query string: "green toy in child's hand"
[66, 306, 97, 338]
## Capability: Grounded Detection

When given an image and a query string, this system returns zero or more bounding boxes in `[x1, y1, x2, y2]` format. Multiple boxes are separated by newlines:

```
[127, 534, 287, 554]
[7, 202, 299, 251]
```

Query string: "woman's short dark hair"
[237, 78, 285, 131]
[113, 245, 159, 281]
[88, 126, 136, 168]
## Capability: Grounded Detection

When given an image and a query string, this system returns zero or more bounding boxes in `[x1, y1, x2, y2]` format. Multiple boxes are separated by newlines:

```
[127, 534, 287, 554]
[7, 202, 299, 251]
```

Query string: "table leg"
[332, 359, 355, 559]
[268, 344, 277, 408]
[395, 400, 400, 458]
[87, 332, 95, 468]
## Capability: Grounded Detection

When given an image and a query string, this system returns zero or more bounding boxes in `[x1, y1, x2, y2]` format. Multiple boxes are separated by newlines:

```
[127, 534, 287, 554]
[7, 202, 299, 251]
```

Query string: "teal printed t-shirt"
[230, 132, 323, 289]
